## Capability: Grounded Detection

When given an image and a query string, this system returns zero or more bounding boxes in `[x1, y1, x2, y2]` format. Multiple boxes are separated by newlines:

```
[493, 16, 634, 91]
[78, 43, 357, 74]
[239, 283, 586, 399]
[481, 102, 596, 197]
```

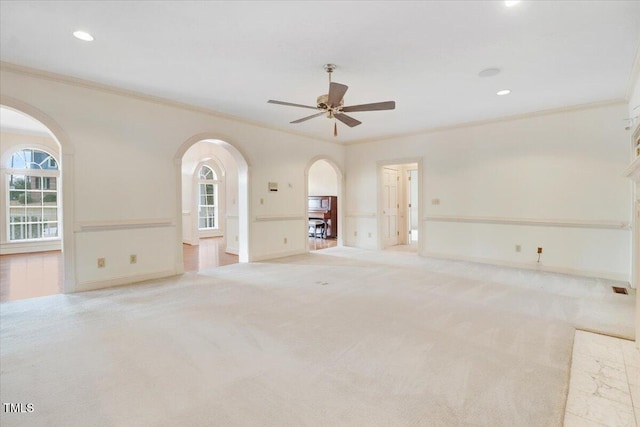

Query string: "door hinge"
[397, 231, 400, 236]
[397, 203, 399, 208]
[408, 203, 412, 208]
[408, 176, 411, 181]
[397, 176, 400, 181]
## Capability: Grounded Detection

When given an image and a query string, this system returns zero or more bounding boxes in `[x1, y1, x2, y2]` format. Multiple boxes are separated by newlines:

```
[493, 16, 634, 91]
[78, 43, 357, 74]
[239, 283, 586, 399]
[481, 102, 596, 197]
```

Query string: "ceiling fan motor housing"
[316, 94, 343, 111]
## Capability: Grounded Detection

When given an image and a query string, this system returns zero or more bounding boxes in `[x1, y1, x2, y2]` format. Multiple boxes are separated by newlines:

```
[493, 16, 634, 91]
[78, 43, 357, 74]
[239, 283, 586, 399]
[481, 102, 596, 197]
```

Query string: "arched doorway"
[175, 136, 250, 271]
[305, 157, 343, 251]
[0, 104, 72, 300]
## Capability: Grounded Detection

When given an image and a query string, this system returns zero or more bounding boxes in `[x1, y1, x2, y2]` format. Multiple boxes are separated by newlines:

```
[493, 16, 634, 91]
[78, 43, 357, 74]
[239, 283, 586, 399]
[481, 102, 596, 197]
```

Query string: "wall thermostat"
[268, 182, 278, 192]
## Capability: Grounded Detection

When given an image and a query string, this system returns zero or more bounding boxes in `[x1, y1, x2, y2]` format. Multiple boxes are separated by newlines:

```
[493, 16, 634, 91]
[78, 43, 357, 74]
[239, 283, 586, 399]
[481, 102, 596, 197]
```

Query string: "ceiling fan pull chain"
[334, 122, 338, 137]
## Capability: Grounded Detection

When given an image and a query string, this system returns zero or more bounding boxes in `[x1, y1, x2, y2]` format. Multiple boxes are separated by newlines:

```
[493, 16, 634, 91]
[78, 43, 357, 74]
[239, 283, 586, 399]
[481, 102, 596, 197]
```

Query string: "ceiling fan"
[268, 64, 396, 137]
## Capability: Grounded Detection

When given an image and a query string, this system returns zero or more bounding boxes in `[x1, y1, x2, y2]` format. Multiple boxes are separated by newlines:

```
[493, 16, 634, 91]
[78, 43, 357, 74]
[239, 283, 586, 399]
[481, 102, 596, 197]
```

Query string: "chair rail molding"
[424, 215, 631, 230]
[75, 218, 175, 232]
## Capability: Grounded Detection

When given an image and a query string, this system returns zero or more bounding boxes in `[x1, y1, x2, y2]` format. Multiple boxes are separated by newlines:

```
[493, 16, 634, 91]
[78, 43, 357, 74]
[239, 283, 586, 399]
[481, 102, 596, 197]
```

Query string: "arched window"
[7, 149, 60, 241]
[198, 165, 218, 230]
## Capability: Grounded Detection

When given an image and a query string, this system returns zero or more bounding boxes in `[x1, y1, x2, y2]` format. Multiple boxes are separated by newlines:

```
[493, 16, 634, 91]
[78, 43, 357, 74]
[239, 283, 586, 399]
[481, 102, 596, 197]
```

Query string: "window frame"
[197, 165, 220, 231]
[5, 148, 61, 242]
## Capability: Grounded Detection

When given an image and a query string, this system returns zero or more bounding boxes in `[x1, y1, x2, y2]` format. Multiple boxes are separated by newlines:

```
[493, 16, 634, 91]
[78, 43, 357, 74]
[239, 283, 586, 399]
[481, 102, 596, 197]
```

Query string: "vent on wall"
[612, 286, 629, 295]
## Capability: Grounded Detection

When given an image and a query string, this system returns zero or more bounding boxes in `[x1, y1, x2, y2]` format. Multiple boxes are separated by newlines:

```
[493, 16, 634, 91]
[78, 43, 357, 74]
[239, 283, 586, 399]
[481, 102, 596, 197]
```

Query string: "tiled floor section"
[565, 330, 639, 426]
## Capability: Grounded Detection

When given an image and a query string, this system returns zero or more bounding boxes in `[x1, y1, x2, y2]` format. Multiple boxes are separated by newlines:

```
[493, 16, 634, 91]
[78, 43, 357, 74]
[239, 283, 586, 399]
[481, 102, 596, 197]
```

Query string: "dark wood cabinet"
[308, 196, 338, 238]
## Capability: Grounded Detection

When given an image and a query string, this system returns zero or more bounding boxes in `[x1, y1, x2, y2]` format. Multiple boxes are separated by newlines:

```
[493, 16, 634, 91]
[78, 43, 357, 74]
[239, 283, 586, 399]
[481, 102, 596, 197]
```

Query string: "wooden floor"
[1, 236, 337, 302]
[0, 250, 63, 302]
[308, 236, 338, 251]
[183, 237, 239, 272]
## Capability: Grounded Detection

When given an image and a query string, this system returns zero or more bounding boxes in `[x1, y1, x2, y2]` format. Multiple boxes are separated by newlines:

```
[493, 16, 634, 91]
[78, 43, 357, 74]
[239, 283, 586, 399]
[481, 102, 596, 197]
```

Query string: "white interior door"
[382, 167, 399, 247]
[407, 169, 419, 246]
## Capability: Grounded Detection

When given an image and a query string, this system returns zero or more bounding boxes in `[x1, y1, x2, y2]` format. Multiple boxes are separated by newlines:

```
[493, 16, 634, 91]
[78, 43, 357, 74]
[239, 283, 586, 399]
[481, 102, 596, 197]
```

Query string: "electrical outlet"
[260, 198, 264, 205]
[130, 254, 137, 264]
[284, 237, 288, 244]
[537, 247, 543, 254]
[515, 244, 521, 252]
[97, 258, 105, 268]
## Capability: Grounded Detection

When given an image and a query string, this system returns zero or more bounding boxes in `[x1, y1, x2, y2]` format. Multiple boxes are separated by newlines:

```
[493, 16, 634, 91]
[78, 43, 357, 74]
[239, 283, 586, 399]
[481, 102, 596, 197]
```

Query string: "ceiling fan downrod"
[324, 63, 336, 84]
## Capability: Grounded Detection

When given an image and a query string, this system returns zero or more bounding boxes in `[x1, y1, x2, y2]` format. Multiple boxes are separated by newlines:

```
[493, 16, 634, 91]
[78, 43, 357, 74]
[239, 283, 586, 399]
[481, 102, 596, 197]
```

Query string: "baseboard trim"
[75, 269, 176, 293]
[422, 251, 630, 283]
[250, 248, 306, 262]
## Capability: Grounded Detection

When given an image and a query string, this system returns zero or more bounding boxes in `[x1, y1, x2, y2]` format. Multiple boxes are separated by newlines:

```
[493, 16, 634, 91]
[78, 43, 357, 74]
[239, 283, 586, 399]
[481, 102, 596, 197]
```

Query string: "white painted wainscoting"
[251, 215, 308, 261]
[423, 215, 631, 282]
[74, 219, 178, 292]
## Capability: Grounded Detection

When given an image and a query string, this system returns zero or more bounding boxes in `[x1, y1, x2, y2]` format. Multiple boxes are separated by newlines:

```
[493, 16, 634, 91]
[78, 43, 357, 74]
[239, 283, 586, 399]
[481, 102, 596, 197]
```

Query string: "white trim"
[75, 219, 175, 232]
[424, 215, 631, 230]
[250, 248, 307, 262]
[76, 269, 176, 293]
[624, 157, 640, 181]
[422, 251, 630, 283]
[0, 239, 61, 254]
[254, 214, 306, 222]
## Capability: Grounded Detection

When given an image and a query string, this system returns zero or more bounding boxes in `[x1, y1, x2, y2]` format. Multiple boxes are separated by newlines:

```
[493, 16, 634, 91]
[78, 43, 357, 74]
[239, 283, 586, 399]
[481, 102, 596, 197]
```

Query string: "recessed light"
[496, 89, 511, 96]
[504, 1, 521, 7]
[73, 30, 94, 42]
[478, 68, 501, 78]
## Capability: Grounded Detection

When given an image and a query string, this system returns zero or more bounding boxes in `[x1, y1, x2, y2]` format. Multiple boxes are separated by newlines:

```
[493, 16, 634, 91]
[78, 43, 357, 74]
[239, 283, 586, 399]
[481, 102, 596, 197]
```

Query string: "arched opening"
[0, 105, 67, 301]
[305, 157, 343, 251]
[176, 136, 250, 271]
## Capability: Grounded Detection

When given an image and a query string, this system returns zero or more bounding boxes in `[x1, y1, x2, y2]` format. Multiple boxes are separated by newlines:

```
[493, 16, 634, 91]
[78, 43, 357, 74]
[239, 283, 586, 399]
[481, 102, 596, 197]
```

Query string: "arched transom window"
[198, 165, 218, 230]
[7, 149, 60, 241]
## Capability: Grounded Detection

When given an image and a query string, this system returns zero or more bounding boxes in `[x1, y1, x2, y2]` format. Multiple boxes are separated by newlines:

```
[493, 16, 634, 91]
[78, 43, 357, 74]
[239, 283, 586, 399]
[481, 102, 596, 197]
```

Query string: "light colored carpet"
[0, 247, 634, 426]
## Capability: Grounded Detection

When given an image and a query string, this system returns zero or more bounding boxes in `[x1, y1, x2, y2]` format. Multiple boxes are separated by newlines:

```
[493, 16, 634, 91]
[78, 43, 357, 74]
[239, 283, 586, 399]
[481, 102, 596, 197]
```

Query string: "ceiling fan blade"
[334, 113, 362, 128]
[341, 101, 396, 112]
[328, 82, 348, 107]
[268, 100, 319, 110]
[290, 111, 326, 124]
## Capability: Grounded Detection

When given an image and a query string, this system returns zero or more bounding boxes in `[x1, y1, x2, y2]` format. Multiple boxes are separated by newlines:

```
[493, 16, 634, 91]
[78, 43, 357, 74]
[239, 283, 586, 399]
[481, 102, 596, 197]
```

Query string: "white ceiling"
[1, 1, 640, 143]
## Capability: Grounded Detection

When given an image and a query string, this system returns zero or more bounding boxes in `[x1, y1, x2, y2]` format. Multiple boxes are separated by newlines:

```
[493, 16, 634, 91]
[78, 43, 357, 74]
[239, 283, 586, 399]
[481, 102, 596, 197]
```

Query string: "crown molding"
[344, 98, 627, 146]
[1, 61, 629, 148]
[0, 61, 341, 146]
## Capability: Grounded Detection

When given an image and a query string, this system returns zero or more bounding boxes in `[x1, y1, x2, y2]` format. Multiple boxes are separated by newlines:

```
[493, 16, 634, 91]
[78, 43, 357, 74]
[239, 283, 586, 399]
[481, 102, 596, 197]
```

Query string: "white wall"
[0, 65, 344, 292]
[0, 130, 62, 254]
[346, 102, 633, 281]
[308, 159, 338, 196]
